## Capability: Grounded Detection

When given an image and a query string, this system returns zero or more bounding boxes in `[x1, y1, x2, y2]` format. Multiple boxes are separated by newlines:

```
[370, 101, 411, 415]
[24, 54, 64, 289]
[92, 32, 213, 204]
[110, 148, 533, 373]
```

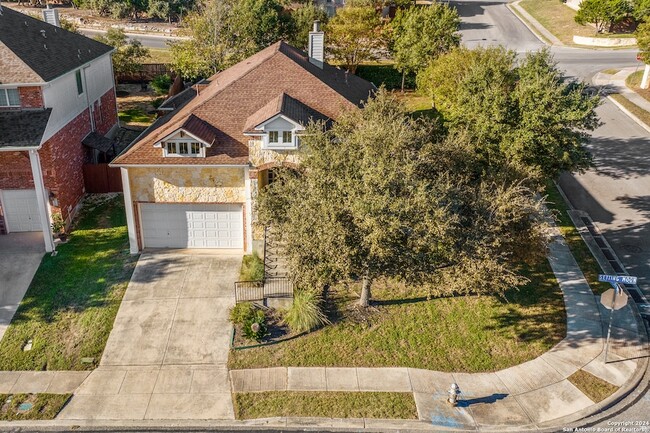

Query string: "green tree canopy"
[637, 21, 650, 62]
[325, 0, 383, 74]
[389, 2, 461, 90]
[633, 0, 650, 21]
[257, 90, 549, 306]
[289, 2, 329, 50]
[574, 0, 632, 33]
[95, 28, 150, 78]
[417, 47, 599, 183]
[169, 0, 291, 80]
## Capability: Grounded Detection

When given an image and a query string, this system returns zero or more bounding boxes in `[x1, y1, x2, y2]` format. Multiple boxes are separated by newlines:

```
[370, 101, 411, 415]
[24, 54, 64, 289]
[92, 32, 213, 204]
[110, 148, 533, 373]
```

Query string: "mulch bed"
[232, 309, 296, 349]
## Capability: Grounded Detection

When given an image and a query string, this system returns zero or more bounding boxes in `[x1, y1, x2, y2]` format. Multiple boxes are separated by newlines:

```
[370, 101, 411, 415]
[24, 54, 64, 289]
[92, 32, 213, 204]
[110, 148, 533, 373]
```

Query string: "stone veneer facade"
[128, 167, 246, 203]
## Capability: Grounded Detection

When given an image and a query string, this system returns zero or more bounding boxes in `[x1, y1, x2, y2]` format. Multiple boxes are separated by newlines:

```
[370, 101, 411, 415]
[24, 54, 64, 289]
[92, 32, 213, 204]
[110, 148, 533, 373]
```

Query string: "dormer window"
[0, 88, 20, 107]
[262, 129, 298, 150]
[163, 140, 204, 157]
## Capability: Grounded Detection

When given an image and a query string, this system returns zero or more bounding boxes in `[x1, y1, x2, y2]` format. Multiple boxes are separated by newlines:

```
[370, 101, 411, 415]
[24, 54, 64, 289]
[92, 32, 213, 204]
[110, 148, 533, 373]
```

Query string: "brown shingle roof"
[244, 93, 330, 133]
[112, 41, 375, 166]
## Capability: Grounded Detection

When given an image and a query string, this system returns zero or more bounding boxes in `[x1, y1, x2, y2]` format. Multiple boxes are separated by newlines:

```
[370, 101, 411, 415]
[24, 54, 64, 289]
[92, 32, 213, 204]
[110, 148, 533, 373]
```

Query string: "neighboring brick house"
[0, 6, 118, 252]
[112, 24, 375, 254]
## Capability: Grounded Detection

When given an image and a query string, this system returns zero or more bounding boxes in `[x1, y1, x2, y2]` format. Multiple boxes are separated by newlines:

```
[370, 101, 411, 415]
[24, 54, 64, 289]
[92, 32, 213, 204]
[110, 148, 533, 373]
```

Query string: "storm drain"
[576, 215, 648, 314]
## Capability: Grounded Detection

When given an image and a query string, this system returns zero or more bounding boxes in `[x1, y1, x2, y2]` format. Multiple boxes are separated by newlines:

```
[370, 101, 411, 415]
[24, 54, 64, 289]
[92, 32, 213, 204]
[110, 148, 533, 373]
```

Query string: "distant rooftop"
[0, 6, 112, 84]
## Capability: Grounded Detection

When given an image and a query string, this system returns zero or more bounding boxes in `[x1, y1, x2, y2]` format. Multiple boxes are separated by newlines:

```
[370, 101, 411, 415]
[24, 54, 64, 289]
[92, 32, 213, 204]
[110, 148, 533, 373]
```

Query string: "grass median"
[0, 195, 137, 370]
[545, 183, 610, 295]
[234, 391, 418, 420]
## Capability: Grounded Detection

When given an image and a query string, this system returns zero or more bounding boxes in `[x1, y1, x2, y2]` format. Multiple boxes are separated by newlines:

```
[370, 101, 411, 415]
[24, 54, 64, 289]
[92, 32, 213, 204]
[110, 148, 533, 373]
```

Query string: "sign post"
[598, 274, 634, 363]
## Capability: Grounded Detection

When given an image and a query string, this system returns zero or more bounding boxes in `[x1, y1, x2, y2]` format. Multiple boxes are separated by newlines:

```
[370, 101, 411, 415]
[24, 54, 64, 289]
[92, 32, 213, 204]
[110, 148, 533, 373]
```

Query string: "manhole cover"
[621, 244, 643, 253]
[17, 402, 33, 412]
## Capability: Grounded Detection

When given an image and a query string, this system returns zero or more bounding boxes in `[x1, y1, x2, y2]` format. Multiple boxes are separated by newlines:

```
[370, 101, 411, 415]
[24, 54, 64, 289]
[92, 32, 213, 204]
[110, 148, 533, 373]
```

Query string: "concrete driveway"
[60, 252, 241, 420]
[0, 233, 44, 342]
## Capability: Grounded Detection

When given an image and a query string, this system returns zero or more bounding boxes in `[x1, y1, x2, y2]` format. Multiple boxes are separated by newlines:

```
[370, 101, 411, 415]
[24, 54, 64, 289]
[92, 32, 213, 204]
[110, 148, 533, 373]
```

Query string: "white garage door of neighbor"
[2, 189, 42, 232]
[140, 203, 244, 249]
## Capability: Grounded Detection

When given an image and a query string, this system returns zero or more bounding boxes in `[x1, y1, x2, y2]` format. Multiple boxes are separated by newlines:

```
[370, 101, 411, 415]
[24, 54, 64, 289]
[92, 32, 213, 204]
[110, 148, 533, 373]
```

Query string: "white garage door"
[140, 203, 244, 249]
[2, 189, 42, 232]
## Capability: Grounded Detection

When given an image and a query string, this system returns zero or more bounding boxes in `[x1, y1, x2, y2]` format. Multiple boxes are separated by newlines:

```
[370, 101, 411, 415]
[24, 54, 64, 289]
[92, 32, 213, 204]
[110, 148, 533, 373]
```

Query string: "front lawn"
[0, 195, 137, 370]
[229, 260, 566, 372]
[519, 0, 615, 45]
[233, 391, 418, 420]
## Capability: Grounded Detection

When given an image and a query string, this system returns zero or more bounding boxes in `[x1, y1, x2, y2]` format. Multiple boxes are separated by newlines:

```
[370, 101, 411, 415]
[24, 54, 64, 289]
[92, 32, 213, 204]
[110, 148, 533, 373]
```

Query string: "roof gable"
[244, 93, 330, 133]
[0, 6, 113, 83]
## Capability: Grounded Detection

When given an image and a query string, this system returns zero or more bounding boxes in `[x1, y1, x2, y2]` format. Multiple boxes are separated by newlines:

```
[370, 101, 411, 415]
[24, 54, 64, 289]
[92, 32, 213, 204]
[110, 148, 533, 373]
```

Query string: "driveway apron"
[59, 252, 241, 420]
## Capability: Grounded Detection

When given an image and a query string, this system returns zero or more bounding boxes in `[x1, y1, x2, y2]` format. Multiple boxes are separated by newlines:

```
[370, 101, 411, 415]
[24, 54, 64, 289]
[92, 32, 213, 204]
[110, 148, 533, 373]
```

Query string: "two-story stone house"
[112, 24, 375, 254]
[0, 6, 118, 252]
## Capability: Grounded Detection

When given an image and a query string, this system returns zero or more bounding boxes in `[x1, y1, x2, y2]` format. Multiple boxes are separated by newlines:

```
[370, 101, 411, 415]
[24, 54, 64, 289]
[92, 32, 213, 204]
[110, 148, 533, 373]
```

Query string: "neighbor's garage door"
[2, 189, 42, 232]
[140, 203, 244, 249]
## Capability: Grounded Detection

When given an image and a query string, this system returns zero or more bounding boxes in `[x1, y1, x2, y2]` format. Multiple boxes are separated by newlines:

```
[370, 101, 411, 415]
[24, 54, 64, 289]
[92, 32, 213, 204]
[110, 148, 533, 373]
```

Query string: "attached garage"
[1, 189, 42, 232]
[139, 203, 244, 249]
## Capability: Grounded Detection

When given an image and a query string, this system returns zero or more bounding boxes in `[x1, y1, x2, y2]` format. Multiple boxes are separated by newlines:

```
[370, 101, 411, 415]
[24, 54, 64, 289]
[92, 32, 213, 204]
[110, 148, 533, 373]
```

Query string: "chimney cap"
[312, 20, 322, 33]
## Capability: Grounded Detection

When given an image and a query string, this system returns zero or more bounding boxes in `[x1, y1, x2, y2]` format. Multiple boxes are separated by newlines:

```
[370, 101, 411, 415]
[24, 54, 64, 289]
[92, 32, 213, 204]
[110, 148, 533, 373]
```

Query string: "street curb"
[506, 1, 561, 46]
[606, 94, 650, 134]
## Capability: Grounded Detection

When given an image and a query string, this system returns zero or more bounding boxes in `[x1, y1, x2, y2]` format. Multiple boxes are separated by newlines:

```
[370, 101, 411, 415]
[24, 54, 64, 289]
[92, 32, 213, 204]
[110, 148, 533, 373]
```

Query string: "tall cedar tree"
[257, 90, 549, 307]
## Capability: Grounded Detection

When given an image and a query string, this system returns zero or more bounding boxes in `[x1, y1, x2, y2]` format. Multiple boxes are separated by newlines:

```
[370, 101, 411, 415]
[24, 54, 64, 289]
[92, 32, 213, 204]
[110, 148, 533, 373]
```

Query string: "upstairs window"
[164, 140, 204, 157]
[0, 88, 20, 107]
[265, 129, 297, 149]
[75, 70, 84, 95]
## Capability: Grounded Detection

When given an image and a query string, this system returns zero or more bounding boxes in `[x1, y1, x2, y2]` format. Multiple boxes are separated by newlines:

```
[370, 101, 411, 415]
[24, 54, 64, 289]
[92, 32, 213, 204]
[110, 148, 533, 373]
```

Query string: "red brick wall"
[1, 88, 118, 224]
[18, 87, 44, 109]
[39, 109, 91, 223]
[94, 89, 118, 135]
[0, 151, 33, 189]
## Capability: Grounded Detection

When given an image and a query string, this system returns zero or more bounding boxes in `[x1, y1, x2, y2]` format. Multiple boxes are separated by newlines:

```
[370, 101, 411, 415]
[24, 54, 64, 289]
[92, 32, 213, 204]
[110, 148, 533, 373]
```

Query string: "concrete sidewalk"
[230, 230, 648, 430]
[593, 68, 650, 132]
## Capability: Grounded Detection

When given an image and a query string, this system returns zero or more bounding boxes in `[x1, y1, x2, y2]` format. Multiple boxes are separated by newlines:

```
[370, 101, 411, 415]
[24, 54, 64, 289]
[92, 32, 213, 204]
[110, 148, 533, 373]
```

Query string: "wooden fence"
[83, 164, 123, 193]
[117, 64, 172, 83]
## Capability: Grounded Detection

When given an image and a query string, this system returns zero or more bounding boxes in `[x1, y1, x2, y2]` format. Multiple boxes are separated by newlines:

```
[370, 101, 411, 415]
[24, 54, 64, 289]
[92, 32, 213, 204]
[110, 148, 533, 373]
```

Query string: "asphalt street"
[79, 28, 185, 48]
[451, 1, 650, 429]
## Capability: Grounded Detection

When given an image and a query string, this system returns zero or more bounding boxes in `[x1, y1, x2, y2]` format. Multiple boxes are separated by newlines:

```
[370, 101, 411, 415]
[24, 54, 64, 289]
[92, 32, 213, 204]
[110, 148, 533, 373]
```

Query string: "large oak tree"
[257, 90, 549, 307]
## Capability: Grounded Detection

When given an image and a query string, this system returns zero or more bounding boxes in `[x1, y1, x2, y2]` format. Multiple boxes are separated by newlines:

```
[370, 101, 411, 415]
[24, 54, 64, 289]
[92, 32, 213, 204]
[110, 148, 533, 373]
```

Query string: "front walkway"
[58, 252, 241, 420]
[230, 230, 647, 429]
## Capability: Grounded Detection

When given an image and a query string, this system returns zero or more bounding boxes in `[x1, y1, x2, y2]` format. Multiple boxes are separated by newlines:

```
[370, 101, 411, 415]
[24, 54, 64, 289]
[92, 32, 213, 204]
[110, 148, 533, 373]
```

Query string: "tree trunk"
[359, 276, 372, 307]
[401, 72, 406, 93]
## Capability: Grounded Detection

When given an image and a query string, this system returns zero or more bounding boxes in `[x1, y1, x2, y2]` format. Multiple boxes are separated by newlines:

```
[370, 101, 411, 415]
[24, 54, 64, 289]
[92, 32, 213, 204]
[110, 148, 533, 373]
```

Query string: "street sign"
[598, 274, 637, 285]
[600, 288, 629, 311]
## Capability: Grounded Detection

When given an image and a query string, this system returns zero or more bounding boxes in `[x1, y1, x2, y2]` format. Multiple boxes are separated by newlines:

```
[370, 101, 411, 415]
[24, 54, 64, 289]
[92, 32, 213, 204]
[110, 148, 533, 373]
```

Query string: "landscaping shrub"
[283, 290, 329, 334]
[243, 309, 268, 342]
[151, 74, 173, 96]
[240, 251, 265, 281]
[229, 302, 256, 325]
